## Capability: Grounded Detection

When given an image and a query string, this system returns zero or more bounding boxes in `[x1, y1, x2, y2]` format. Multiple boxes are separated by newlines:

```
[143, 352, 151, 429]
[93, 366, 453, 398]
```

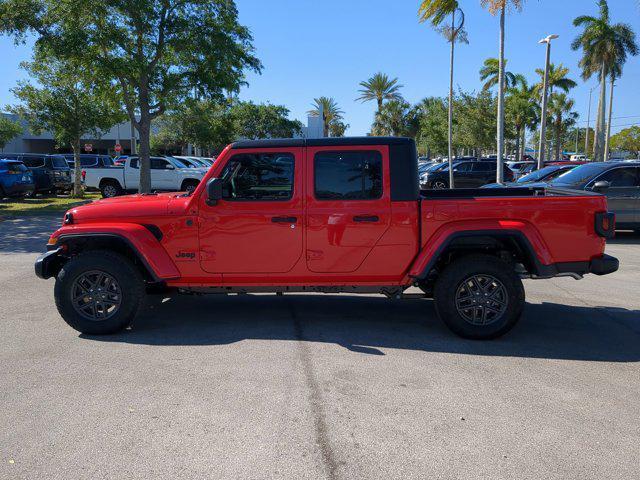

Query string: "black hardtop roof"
[231, 137, 415, 150]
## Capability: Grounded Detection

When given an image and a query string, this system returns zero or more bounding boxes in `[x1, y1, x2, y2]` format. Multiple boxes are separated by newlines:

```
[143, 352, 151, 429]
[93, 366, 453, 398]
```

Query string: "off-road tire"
[54, 250, 145, 334]
[433, 254, 525, 339]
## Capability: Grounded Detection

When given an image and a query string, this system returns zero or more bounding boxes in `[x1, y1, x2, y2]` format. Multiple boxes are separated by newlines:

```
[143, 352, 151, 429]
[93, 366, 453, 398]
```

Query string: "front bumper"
[589, 254, 619, 276]
[34, 247, 64, 279]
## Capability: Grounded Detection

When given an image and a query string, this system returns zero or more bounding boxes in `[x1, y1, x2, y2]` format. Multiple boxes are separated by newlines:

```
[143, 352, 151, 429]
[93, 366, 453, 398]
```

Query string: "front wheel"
[433, 254, 525, 339]
[432, 180, 449, 189]
[54, 250, 145, 334]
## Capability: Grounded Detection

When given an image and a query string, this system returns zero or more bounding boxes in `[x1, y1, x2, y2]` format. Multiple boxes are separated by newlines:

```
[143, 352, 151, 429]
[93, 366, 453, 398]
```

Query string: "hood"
[68, 192, 183, 222]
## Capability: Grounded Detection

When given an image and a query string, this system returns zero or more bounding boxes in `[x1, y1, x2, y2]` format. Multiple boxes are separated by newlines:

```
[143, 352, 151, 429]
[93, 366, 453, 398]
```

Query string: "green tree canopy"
[10, 49, 124, 196]
[0, 0, 262, 193]
[0, 116, 23, 150]
[372, 100, 411, 136]
[610, 126, 640, 156]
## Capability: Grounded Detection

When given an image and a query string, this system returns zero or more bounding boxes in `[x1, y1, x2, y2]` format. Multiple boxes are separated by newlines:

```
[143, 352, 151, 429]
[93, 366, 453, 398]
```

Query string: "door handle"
[353, 215, 379, 223]
[271, 216, 297, 223]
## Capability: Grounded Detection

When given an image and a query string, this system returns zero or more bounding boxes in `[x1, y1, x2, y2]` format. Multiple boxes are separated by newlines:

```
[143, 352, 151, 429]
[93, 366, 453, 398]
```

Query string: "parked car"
[545, 161, 640, 231]
[0, 159, 35, 198]
[0, 153, 72, 194]
[482, 164, 580, 188]
[83, 155, 206, 197]
[64, 154, 115, 170]
[421, 160, 514, 189]
[173, 156, 210, 170]
[36, 137, 618, 340]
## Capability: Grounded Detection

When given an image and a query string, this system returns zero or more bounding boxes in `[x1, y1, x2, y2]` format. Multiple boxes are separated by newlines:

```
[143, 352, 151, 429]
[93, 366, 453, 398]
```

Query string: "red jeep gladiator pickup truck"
[35, 137, 619, 339]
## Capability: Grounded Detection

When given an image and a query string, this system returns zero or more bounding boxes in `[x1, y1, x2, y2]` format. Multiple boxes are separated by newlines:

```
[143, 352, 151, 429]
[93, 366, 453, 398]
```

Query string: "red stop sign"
[114, 143, 122, 153]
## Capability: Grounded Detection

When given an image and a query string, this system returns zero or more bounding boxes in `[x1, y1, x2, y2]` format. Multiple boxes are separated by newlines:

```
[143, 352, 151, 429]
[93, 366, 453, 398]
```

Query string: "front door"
[305, 146, 391, 273]
[591, 166, 640, 226]
[198, 148, 303, 273]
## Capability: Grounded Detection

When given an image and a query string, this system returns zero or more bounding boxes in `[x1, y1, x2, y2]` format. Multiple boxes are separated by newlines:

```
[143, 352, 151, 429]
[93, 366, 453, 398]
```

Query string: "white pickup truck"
[83, 156, 206, 198]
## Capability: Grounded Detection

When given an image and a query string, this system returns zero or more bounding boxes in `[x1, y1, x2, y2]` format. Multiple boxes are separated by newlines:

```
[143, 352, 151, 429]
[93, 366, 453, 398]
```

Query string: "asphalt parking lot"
[1, 215, 639, 480]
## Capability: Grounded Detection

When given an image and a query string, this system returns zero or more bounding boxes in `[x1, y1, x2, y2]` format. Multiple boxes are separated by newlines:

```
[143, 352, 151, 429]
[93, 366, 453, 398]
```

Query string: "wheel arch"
[411, 228, 553, 282]
[46, 226, 180, 282]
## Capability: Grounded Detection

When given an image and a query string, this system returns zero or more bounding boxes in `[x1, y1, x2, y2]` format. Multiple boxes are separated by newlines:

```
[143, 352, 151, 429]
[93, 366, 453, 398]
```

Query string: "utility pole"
[537, 34, 558, 169]
[585, 86, 596, 156]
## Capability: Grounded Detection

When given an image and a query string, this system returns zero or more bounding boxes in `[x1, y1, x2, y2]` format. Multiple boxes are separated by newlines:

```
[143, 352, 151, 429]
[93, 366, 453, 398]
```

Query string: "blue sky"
[1, 0, 639, 137]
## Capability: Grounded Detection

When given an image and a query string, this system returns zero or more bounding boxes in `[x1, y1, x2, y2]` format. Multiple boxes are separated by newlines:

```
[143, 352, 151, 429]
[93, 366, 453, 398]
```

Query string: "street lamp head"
[539, 34, 559, 44]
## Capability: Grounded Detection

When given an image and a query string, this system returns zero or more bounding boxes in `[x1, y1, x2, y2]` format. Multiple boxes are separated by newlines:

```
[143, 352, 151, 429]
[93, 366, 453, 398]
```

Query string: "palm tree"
[506, 77, 538, 161]
[479, 58, 523, 90]
[356, 73, 403, 113]
[548, 93, 577, 161]
[481, 0, 524, 183]
[534, 63, 576, 160]
[572, 0, 638, 161]
[372, 100, 411, 136]
[307, 97, 344, 137]
[534, 63, 577, 99]
[419, 0, 468, 188]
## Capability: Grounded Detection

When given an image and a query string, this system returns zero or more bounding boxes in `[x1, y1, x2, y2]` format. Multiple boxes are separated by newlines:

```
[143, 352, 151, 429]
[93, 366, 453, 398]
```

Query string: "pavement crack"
[286, 299, 340, 480]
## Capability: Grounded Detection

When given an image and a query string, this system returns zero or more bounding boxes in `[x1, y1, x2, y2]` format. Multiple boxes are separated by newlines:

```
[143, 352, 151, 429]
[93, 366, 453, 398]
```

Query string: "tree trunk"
[138, 117, 152, 193]
[594, 61, 607, 161]
[72, 138, 83, 198]
[514, 125, 521, 165]
[495, 6, 506, 183]
[448, 10, 456, 189]
[603, 76, 614, 161]
[554, 118, 561, 161]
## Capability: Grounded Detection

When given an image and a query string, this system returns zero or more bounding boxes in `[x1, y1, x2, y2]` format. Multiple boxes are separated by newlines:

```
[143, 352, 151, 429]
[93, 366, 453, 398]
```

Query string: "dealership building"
[1, 112, 324, 156]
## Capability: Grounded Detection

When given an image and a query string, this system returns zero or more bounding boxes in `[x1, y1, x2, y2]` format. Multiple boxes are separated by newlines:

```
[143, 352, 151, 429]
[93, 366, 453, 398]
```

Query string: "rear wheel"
[54, 250, 145, 334]
[432, 180, 448, 189]
[100, 181, 122, 198]
[433, 254, 525, 339]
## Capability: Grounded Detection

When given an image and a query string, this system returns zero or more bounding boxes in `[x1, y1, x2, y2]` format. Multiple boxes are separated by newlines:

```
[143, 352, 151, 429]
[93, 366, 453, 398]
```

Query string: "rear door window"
[314, 151, 382, 200]
[21, 156, 46, 168]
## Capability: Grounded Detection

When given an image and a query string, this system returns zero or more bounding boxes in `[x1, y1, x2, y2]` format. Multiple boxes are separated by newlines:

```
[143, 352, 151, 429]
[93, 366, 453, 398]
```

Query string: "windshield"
[167, 157, 189, 169]
[516, 166, 560, 183]
[51, 156, 69, 169]
[549, 163, 609, 187]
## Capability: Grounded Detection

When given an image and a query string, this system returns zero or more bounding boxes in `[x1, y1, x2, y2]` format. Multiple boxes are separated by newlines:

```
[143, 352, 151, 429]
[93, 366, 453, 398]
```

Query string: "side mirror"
[592, 180, 610, 193]
[206, 177, 223, 206]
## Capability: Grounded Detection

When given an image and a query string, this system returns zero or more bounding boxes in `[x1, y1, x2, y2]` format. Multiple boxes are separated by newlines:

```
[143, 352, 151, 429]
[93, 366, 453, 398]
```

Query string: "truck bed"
[420, 186, 600, 199]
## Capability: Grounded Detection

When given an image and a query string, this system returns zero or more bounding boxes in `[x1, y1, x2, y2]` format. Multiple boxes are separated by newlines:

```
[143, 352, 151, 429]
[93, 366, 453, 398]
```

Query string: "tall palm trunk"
[554, 116, 562, 161]
[514, 125, 521, 164]
[447, 10, 456, 189]
[495, 6, 506, 183]
[594, 61, 607, 161]
[603, 76, 614, 161]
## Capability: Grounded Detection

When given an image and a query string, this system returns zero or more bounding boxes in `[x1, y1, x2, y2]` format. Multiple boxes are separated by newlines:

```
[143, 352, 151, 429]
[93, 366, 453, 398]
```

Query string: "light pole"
[537, 34, 558, 169]
[584, 85, 596, 156]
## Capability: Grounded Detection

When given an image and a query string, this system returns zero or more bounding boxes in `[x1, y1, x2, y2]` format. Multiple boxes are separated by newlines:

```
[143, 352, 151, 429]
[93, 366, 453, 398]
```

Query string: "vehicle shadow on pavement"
[0, 216, 60, 253]
[81, 294, 640, 362]
[609, 230, 640, 245]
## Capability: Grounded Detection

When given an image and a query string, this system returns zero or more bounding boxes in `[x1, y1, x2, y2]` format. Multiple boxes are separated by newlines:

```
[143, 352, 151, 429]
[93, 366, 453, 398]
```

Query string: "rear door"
[452, 161, 474, 188]
[470, 162, 495, 187]
[199, 148, 303, 274]
[124, 157, 141, 190]
[305, 146, 390, 273]
[150, 157, 176, 190]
